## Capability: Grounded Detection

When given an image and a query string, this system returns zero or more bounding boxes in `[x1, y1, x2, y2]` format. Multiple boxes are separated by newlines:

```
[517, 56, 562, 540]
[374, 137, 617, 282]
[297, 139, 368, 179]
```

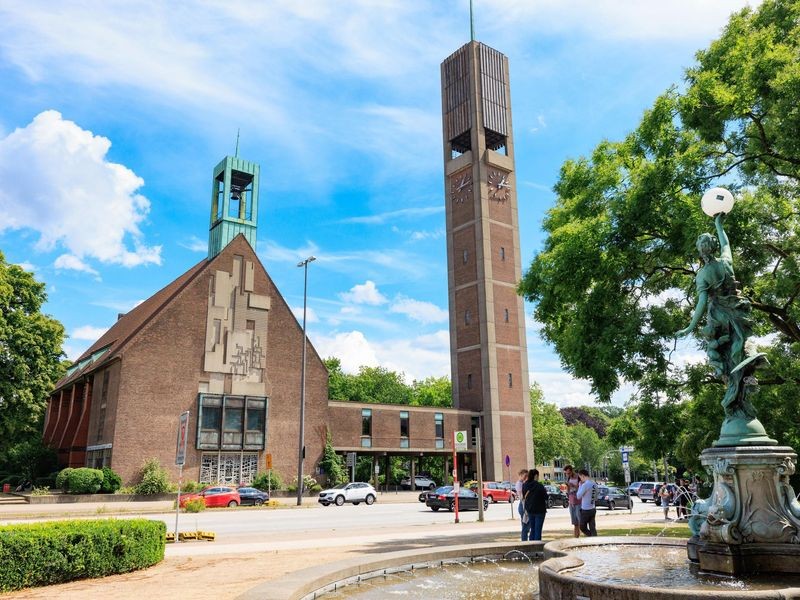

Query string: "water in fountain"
[568, 544, 800, 591]
[320, 556, 539, 599]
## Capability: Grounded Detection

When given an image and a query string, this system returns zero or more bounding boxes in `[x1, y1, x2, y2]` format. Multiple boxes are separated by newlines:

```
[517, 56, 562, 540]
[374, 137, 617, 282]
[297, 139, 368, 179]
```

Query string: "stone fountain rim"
[236, 540, 544, 600]
[541, 536, 800, 599]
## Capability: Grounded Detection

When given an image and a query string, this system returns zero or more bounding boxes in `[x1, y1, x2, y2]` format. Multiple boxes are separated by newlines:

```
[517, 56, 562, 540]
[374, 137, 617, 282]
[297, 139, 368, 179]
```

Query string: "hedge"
[0, 518, 166, 592]
[66, 468, 104, 494]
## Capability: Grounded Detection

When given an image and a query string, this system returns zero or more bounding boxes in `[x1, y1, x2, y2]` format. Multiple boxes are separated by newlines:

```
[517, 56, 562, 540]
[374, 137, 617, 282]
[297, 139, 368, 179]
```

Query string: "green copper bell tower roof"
[208, 155, 260, 259]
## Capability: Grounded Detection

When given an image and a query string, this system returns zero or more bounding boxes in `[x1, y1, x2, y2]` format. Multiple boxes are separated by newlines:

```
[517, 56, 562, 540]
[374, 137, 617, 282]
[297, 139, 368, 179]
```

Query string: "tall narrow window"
[462, 249, 468, 264]
[508, 373, 513, 388]
[465, 309, 471, 325]
[467, 374, 473, 389]
[400, 410, 409, 448]
[435, 413, 444, 449]
[500, 246, 506, 261]
[223, 396, 244, 449]
[361, 408, 372, 447]
[504, 308, 509, 323]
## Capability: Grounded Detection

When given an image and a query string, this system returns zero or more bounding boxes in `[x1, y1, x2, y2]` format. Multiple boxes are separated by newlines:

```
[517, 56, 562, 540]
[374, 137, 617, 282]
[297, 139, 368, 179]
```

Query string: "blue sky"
[0, 1, 753, 406]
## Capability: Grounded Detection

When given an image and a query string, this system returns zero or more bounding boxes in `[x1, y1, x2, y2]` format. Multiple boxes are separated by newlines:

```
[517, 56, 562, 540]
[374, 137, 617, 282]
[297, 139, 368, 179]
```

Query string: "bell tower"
[208, 155, 260, 258]
[440, 41, 534, 480]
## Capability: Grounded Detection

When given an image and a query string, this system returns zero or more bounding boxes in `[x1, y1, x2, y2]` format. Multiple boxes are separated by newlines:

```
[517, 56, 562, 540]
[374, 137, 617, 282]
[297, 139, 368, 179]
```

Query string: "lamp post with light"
[296, 256, 316, 506]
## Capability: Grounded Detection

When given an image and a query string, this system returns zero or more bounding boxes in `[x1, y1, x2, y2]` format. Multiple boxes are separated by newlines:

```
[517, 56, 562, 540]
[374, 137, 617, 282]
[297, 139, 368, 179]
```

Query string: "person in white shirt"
[515, 469, 529, 540]
[576, 469, 598, 537]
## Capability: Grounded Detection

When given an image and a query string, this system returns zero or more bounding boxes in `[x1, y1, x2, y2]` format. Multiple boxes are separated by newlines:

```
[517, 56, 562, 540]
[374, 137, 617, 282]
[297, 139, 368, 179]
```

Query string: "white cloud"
[339, 206, 443, 226]
[290, 305, 319, 324]
[340, 280, 388, 306]
[14, 261, 36, 273]
[529, 114, 547, 134]
[0, 111, 161, 270]
[389, 296, 448, 324]
[180, 236, 208, 253]
[313, 328, 451, 383]
[71, 325, 109, 341]
[54, 254, 99, 277]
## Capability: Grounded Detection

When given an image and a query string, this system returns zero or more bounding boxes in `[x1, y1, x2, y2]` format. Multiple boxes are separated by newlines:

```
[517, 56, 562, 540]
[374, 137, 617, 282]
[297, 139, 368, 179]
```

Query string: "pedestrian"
[576, 469, 598, 537]
[515, 469, 529, 541]
[675, 480, 689, 520]
[522, 469, 548, 541]
[563, 465, 581, 538]
[659, 482, 672, 521]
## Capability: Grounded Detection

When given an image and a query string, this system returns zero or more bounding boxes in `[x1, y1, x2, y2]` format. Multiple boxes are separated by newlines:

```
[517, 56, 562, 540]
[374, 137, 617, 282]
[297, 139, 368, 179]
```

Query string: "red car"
[479, 481, 516, 503]
[179, 485, 240, 508]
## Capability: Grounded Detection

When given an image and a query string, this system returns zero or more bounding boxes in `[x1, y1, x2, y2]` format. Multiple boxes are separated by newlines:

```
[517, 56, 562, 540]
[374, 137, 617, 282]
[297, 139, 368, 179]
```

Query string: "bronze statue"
[677, 213, 772, 444]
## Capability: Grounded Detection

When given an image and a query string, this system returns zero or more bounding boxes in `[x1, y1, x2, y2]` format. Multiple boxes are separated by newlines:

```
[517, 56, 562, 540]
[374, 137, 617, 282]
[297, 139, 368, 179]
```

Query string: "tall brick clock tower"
[441, 41, 534, 480]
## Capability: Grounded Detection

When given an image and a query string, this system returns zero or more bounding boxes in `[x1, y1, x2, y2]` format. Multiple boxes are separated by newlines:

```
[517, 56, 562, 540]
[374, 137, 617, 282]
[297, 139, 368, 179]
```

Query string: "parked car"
[237, 487, 270, 506]
[480, 481, 516, 503]
[596, 486, 632, 510]
[544, 484, 569, 508]
[401, 476, 437, 490]
[318, 482, 377, 506]
[425, 486, 489, 512]
[179, 485, 240, 508]
[627, 481, 646, 496]
[637, 482, 658, 502]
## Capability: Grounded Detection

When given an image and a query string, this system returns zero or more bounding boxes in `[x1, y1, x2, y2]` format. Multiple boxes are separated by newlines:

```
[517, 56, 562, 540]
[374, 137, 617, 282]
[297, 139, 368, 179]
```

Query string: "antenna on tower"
[469, 0, 475, 41]
[234, 128, 240, 157]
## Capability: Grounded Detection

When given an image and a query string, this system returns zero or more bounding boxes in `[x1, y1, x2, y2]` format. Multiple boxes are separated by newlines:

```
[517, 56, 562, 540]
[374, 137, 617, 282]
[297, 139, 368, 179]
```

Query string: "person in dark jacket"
[521, 469, 548, 541]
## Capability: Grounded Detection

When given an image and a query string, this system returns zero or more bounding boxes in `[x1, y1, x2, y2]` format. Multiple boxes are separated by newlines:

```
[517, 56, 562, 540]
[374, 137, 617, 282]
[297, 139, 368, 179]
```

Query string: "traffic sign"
[622, 451, 629, 464]
[265, 453, 273, 470]
[175, 411, 190, 466]
[346, 452, 356, 467]
[454, 430, 468, 451]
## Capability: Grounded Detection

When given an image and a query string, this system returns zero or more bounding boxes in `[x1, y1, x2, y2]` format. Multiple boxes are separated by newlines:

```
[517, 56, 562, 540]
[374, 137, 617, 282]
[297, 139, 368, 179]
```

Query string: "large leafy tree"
[530, 383, 577, 464]
[0, 253, 66, 463]
[519, 0, 800, 451]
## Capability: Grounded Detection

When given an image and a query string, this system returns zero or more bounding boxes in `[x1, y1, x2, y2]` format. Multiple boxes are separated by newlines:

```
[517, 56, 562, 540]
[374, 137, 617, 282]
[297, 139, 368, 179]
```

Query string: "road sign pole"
[452, 430, 459, 524]
[174, 411, 190, 543]
[476, 428, 484, 522]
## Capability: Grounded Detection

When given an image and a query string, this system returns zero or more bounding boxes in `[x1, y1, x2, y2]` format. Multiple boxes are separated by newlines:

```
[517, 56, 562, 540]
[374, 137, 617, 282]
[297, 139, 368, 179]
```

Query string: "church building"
[43, 35, 535, 487]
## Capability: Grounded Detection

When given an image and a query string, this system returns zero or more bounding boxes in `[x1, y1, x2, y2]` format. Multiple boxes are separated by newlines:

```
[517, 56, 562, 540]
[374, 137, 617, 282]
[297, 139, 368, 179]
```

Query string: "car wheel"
[428, 483, 435, 490]
[487, 495, 494, 504]
[448, 500, 455, 512]
[365, 494, 375, 505]
[547, 498, 553, 509]
[628, 500, 633, 510]
[418, 493, 426, 503]
[255, 499, 264, 506]
[562, 499, 569, 508]
[483, 500, 489, 510]
[227, 500, 238, 507]
[335, 495, 345, 506]
[431, 506, 440, 512]
[608, 501, 616, 511]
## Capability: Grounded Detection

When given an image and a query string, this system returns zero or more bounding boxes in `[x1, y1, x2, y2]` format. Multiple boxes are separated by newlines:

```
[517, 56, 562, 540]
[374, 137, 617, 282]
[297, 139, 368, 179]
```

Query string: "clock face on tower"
[487, 168, 512, 203]
[450, 169, 473, 204]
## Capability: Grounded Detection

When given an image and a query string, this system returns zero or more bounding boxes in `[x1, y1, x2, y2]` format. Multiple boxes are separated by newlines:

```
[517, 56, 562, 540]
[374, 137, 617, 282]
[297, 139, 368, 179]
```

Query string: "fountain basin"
[540, 536, 800, 599]
[236, 541, 543, 600]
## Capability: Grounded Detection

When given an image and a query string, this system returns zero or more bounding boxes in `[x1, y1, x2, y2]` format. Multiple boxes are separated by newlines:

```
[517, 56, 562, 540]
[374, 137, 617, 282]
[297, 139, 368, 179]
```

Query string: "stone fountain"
[677, 188, 800, 575]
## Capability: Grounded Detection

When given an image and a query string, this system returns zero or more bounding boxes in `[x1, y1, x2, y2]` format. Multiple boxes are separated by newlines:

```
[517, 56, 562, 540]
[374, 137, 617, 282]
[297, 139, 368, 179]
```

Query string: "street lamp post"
[296, 256, 316, 506]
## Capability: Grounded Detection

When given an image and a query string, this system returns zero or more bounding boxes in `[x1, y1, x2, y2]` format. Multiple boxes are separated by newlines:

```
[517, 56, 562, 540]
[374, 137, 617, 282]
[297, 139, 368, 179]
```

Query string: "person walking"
[515, 469, 529, 541]
[659, 482, 673, 521]
[563, 465, 581, 538]
[576, 469, 598, 537]
[522, 469, 548, 541]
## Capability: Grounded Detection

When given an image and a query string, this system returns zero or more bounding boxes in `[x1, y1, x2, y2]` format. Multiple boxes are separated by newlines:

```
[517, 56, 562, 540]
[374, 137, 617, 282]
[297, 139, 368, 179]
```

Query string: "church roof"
[54, 256, 209, 391]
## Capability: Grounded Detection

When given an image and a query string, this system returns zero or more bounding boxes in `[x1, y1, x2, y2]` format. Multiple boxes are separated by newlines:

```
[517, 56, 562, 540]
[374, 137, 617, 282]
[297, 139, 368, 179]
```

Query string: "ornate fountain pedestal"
[687, 445, 800, 575]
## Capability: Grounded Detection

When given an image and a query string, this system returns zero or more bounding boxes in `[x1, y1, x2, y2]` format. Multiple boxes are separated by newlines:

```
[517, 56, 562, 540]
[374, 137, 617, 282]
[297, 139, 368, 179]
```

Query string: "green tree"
[518, 0, 800, 454]
[319, 430, 347, 485]
[411, 376, 452, 407]
[530, 384, 577, 464]
[324, 357, 355, 402]
[567, 424, 609, 473]
[0, 253, 66, 464]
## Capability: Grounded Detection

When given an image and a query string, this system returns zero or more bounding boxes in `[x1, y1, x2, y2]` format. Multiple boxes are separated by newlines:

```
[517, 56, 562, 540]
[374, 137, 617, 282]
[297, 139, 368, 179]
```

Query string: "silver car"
[318, 482, 377, 506]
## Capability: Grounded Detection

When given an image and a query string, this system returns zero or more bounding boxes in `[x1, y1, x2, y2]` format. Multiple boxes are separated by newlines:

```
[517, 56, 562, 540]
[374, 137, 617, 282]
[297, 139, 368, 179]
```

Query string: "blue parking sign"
[622, 451, 629, 464]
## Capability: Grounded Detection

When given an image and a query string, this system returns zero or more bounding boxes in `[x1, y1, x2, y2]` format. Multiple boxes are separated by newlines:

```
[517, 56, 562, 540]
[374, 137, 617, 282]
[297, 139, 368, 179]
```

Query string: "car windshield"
[434, 486, 453, 494]
[330, 483, 349, 490]
[598, 487, 609, 494]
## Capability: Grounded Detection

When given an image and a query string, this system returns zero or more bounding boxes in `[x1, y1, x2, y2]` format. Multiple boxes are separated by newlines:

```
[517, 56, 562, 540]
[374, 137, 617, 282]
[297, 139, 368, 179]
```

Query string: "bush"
[55, 468, 73, 492]
[183, 498, 205, 513]
[100, 467, 122, 494]
[251, 471, 282, 492]
[30, 487, 50, 496]
[288, 474, 320, 494]
[66, 468, 104, 494]
[177, 480, 202, 493]
[0, 518, 165, 592]
[115, 486, 137, 495]
[134, 459, 170, 495]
